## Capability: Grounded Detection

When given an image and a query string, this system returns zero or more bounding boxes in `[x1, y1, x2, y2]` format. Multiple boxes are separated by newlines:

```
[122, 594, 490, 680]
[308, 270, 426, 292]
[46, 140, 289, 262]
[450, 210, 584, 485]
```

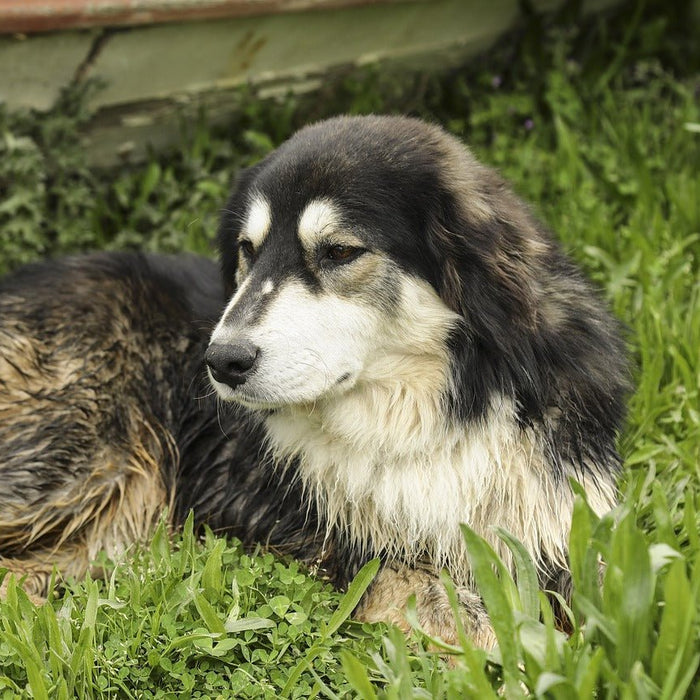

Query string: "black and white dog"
[0, 116, 628, 644]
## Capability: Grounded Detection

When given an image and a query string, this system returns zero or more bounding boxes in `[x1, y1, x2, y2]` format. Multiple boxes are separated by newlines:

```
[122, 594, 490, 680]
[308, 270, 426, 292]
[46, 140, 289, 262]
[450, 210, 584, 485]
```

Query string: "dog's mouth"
[206, 370, 276, 409]
[223, 389, 284, 412]
[208, 364, 358, 411]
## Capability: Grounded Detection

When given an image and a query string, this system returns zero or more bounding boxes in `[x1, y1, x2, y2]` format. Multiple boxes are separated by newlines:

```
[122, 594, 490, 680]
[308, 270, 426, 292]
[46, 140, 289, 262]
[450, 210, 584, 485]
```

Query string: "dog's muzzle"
[205, 341, 259, 389]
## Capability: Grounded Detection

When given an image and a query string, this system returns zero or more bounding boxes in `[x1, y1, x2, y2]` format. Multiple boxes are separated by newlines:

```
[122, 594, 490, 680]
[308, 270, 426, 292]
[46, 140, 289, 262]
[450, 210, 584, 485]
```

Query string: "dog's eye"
[239, 239, 256, 261]
[323, 245, 365, 264]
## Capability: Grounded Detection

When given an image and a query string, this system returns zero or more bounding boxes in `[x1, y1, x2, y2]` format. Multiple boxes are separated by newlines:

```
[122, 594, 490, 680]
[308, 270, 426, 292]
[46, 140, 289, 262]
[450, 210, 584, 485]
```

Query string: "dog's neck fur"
[264, 353, 615, 588]
[262, 277, 616, 586]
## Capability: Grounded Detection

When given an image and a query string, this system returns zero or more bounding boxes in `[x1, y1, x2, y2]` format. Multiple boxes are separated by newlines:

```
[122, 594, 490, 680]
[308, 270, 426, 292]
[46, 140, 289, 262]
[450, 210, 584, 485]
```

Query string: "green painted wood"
[0, 0, 621, 165]
[0, 31, 96, 110]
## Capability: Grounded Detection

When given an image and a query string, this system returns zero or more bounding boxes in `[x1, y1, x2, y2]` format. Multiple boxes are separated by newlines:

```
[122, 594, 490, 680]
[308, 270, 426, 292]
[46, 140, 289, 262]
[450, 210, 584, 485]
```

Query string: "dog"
[0, 115, 628, 645]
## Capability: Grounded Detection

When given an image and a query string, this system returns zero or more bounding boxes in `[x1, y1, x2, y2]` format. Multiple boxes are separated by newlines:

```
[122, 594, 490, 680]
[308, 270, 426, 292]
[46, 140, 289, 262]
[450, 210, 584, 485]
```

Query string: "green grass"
[1, 0, 699, 696]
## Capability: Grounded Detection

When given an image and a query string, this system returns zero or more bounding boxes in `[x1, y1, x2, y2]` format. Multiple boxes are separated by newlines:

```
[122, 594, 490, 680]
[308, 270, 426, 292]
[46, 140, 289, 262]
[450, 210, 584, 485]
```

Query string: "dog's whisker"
[195, 387, 218, 401]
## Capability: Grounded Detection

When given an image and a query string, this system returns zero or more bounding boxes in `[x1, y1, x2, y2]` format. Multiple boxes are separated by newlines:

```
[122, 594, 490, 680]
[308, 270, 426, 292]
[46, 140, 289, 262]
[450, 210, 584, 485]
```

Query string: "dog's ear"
[427, 173, 545, 341]
[425, 163, 554, 422]
[429, 158, 628, 439]
[217, 165, 262, 298]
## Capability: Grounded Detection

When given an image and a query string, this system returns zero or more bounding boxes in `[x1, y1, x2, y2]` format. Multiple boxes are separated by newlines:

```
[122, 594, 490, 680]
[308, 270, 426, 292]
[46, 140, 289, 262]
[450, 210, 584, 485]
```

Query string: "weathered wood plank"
[0, 0, 623, 166]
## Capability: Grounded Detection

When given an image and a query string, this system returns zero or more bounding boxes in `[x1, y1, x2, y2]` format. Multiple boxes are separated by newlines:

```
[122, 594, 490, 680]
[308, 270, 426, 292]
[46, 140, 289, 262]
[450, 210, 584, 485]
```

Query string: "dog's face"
[206, 116, 477, 410]
[207, 114, 627, 492]
[206, 115, 593, 422]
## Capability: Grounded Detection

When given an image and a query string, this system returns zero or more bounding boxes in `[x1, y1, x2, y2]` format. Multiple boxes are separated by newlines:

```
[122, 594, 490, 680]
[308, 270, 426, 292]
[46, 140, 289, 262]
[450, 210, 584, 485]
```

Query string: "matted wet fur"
[0, 116, 628, 645]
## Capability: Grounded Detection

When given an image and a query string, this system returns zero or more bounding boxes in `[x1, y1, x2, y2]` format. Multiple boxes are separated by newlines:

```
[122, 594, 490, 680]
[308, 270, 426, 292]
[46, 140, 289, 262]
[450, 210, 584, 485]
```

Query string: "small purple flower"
[491, 75, 502, 89]
[524, 118, 534, 131]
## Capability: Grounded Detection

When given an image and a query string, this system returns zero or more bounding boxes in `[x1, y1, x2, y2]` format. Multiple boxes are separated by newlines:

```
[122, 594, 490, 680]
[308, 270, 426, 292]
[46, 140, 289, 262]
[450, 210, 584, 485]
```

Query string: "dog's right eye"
[322, 244, 366, 265]
[239, 239, 257, 261]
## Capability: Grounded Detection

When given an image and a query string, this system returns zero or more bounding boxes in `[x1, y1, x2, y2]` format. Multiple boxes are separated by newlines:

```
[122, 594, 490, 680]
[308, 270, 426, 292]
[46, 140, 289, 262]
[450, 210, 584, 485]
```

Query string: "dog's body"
[0, 253, 326, 593]
[0, 116, 628, 643]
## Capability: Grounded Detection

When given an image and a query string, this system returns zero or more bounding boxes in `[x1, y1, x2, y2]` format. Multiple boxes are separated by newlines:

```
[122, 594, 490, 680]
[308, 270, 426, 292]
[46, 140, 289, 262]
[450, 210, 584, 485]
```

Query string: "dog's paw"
[355, 565, 496, 649]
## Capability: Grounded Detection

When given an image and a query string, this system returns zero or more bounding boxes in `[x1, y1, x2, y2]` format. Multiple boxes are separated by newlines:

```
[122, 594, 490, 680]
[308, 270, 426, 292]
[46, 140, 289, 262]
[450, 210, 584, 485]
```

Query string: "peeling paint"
[0, 0, 416, 34]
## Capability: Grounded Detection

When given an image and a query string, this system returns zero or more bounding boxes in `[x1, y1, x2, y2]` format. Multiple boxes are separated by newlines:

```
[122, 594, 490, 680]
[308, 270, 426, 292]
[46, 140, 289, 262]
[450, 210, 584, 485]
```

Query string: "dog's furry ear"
[428, 149, 629, 450]
[427, 169, 546, 340]
[424, 152, 560, 423]
[217, 165, 262, 298]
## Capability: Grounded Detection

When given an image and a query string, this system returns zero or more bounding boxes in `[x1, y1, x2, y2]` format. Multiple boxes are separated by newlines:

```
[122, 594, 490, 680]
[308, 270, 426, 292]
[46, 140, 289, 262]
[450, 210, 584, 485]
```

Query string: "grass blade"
[281, 558, 379, 697]
[497, 528, 540, 618]
[460, 524, 522, 697]
[325, 558, 379, 638]
[340, 651, 378, 700]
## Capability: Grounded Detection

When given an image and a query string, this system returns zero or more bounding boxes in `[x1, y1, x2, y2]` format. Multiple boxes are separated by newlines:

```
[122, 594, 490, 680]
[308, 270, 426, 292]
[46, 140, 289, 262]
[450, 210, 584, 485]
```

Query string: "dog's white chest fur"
[264, 384, 594, 585]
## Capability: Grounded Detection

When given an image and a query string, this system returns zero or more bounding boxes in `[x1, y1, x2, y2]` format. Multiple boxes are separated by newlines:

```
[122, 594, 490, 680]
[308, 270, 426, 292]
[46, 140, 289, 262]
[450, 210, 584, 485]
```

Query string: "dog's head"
[207, 115, 625, 431]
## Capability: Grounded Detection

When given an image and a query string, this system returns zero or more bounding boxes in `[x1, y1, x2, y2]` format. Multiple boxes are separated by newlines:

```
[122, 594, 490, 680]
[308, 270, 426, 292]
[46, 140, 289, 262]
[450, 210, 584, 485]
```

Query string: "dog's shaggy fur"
[0, 116, 628, 644]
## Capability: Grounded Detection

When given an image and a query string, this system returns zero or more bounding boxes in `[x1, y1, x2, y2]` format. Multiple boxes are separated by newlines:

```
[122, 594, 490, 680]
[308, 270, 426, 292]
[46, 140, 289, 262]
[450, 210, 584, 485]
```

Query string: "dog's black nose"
[205, 341, 259, 388]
